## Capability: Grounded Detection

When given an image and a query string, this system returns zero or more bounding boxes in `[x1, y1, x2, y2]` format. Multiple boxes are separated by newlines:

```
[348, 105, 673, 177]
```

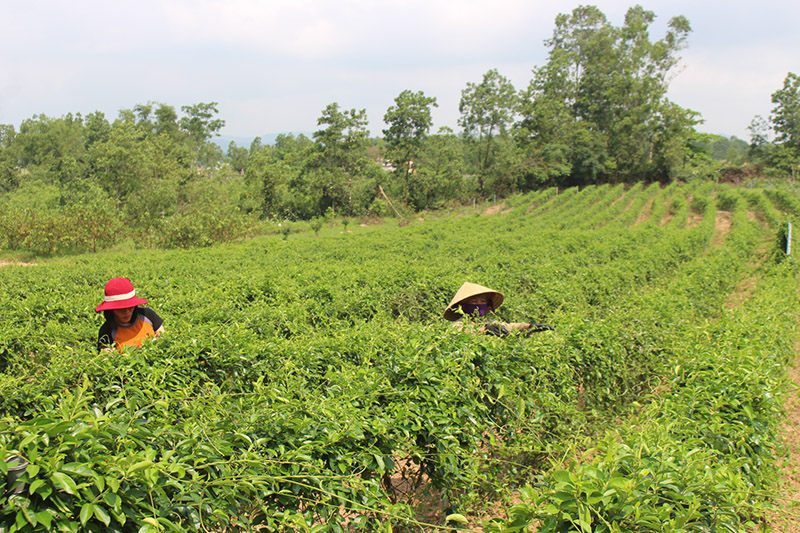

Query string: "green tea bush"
[2, 182, 799, 531]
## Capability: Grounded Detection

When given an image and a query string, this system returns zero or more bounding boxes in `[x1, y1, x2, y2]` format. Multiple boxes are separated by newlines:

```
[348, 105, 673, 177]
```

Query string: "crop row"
[491, 189, 797, 530]
[1, 183, 797, 531]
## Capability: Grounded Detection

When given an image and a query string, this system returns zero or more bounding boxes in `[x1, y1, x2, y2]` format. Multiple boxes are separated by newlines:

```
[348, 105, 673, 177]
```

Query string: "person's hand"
[484, 323, 509, 337]
[527, 323, 555, 334]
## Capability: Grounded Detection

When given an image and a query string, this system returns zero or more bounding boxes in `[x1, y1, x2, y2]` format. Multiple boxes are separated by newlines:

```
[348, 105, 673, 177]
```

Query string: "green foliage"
[459, 69, 520, 193]
[6, 6, 785, 251]
[383, 90, 438, 209]
[280, 222, 292, 240]
[517, 5, 696, 185]
[695, 133, 749, 164]
[180, 102, 225, 166]
[153, 209, 255, 249]
[770, 72, 800, 152]
[310, 217, 323, 236]
[1, 183, 798, 531]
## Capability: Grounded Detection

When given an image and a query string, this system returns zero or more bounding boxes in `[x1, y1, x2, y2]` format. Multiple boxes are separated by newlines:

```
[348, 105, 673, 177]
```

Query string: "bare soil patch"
[711, 210, 732, 247]
[687, 213, 704, 228]
[765, 346, 800, 531]
[0, 260, 36, 267]
[635, 198, 654, 225]
[483, 204, 503, 216]
[723, 277, 756, 311]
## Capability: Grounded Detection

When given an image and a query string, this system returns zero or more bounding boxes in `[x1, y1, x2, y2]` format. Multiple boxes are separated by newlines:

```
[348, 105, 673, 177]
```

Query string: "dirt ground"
[766, 346, 800, 531]
[0, 260, 36, 267]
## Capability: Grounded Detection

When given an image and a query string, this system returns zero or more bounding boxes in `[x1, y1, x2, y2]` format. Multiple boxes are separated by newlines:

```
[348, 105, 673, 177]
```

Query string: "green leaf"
[94, 504, 112, 527]
[446, 513, 469, 524]
[21, 506, 37, 526]
[28, 479, 46, 495]
[62, 463, 94, 477]
[80, 503, 94, 526]
[104, 492, 121, 510]
[107, 476, 120, 493]
[35, 511, 53, 528]
[607, 476, 629, 489]
[128, 460, 152, 474]
[142, 517, 162, 531]
[552, 470, 573, 484]
[51, 472, 78, 495]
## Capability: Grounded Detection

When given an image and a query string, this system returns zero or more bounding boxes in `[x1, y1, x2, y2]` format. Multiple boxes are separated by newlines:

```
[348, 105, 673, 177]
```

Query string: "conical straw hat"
[443, 282, 504, 321]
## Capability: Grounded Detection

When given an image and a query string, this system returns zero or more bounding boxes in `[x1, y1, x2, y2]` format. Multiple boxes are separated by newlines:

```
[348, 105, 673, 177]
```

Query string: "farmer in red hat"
[444, 282, 553, 336]
[96, 277, 164, 351]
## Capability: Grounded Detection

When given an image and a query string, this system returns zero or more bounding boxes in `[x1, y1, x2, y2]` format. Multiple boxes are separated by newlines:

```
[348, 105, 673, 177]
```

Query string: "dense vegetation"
[1, 181, 798, 531]
[2, 5, 799, 259]
[2, 5, 800, 528]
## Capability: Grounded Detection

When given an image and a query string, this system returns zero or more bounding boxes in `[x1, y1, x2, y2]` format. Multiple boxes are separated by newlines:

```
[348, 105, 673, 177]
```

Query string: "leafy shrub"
[2, 182, 799, 531]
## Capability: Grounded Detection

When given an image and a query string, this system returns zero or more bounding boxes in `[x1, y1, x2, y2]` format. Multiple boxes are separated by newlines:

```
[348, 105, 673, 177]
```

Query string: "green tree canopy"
[770, 72, 800, 152]
[382, 89, 438, 208]
[517, 5, 696, 185]
[459, 69, 518, 192]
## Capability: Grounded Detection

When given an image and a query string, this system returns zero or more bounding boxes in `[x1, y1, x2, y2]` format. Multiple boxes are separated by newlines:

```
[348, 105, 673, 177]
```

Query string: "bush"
[153, 210, 255, 249]
[310, 217, 323, 236]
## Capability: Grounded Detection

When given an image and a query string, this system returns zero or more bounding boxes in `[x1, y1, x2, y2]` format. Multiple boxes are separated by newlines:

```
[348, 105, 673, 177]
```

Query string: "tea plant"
[1, 182, 798, 531]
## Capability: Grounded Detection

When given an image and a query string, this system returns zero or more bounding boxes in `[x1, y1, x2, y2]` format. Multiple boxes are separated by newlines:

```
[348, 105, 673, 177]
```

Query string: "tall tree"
[308, 103, 376, 215]
[84, 111, 111, 148]
[0, 124, 18, 192]
[770, 72, 800, 152]
[417, 127, 464, 207]
[180, 102, 225, 166]
[518, 6, 694, 184]
[459, 69, 518, 192]
[227, 141, 249, 174]
[154, 104, 180, 138]
[312, 102, 369, 173]
[382, 90, 438, 208]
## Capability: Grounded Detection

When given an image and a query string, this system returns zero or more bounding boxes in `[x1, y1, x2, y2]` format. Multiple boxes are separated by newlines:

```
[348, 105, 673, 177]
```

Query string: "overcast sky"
[1, 0, 798, 143]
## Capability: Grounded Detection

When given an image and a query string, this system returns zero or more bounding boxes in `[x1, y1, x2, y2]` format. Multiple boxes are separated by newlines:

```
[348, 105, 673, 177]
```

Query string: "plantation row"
[1, 182, 798, 531]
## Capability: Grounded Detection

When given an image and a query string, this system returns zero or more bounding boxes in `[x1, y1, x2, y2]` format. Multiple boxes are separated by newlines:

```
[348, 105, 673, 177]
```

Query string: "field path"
[0, 260, 36, 267]
[768, 349, 800, 531]
[733, 226, 800, 530]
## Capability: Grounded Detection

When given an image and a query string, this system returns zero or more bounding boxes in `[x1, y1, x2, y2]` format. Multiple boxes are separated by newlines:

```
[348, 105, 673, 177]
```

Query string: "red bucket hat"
[95, 277, 148, 312]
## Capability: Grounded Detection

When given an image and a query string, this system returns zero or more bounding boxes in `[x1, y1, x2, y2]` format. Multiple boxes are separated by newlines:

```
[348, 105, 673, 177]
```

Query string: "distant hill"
[213, 133, 313, 150]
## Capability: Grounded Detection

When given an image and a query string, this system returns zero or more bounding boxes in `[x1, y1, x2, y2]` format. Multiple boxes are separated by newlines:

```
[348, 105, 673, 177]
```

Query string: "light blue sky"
[1, 0, 797, 143]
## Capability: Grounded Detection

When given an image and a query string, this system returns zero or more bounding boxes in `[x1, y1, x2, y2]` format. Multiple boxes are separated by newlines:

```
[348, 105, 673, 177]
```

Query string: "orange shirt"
[97, 308, 163, 351]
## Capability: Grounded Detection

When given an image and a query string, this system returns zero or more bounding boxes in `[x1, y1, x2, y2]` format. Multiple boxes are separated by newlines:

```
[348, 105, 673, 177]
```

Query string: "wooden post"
[378, 185, 403, 218]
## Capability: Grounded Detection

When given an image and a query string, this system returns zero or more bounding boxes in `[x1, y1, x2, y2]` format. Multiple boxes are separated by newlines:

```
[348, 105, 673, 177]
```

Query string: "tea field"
[2, 181, 800, 532]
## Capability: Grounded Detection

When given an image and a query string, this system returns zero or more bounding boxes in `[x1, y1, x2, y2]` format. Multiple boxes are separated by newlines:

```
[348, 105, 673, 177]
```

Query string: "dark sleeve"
[97, 322, 114, 351]
[141, 308, 164, 331]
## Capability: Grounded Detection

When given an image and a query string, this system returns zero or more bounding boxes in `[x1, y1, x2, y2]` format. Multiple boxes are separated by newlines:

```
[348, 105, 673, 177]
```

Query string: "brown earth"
[722, 224, 800, 530]
[636, 198, 654, 225]
[0, 260, 36, 267]
[712, 210, 732, 246]
[767, 350, 800, 531]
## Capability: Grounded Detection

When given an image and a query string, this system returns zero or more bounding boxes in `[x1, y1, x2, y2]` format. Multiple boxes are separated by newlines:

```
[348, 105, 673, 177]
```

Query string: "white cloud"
[669, 46, 796, 138]
[1, 0, 798, 140]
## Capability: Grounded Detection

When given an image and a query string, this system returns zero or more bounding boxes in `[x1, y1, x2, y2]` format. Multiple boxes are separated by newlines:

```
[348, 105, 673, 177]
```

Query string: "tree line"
[1, 5, 798, 255]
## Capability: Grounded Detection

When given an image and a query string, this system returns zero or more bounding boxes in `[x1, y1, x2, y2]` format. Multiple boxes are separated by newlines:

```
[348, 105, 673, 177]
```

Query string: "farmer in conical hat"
[444, 282, 553, 336]
[96, 277, 164, 351]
